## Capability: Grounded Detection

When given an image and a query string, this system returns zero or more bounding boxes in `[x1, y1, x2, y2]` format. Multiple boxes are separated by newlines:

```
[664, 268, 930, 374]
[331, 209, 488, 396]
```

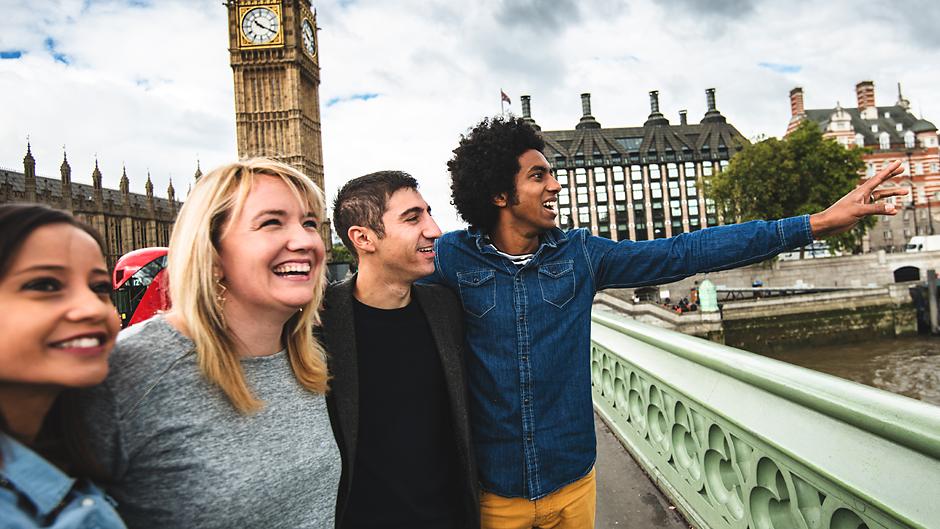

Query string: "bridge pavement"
[594, 412, 689, 529]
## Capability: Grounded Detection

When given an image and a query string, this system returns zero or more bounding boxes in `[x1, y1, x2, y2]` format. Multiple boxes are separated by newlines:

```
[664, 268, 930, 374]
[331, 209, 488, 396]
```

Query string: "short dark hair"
[333, 171, 419, 259]
[0, 203, 106, 477]
[447, 115, 545, 233]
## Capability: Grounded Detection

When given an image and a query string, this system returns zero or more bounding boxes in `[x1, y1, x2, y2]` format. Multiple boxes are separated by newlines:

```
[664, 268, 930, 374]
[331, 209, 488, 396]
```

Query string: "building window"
[649, 164, 661, 181]
[896, 123, 904, 132]
[667, 163, 679, 179]
[879, 132, 890, 150]
[631, 165, 643, 181]
[594, 167, 606, 183]
[686, 179, 697, 197]
[613, 166, 624, 182]
[614, 184, 626, 201]
[668, 179, 680, 198]
[598, 205, 609, 223]
[866, 163, 875, 177]
[702, 163, 713, 177]
[855, 133, 865, 147]
[576, 188, 589, 205]
[557, 169, 568, 186]
[632, 183, 644, 200]
[575, 168, 587, 184]
[559, 193, 570, 206]
[650, 180, 662, 199]
[719, 160, 729, 171]
[871, 124, 879, 133]
[684, 162, 696, 178]
[670, 200, 682, 217]
[884, 231, 892, 239]
[884, 112, 891, 119]
[905, 131, 915, 149]
[578, 208, 590, 224]
[932, 163, 939, 173]
[595, 185, 608, 204]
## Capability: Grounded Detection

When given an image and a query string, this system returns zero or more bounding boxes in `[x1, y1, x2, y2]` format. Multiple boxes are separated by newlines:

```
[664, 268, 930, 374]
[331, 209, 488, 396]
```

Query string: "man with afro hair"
[426, 115, 905, 528]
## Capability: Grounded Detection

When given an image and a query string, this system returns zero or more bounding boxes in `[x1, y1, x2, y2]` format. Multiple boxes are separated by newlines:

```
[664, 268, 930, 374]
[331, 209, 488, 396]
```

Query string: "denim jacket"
[429, 216, 812, 499]
[0, 434, 126, 529]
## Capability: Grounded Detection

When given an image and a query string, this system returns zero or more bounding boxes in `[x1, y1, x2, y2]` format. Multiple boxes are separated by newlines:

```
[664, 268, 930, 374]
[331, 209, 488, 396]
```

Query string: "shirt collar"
[467, 226, 569, 253]
[1, 434, 75, 518]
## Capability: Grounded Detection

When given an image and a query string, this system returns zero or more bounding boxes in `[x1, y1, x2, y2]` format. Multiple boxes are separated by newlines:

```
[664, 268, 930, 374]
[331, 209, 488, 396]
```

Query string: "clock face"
[241, 7, 280, 45]
[301, 19, 316, 56]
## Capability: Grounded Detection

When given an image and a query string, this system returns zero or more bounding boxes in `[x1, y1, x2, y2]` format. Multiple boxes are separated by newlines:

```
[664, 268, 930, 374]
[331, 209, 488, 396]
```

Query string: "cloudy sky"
[2, 0, 938, 232]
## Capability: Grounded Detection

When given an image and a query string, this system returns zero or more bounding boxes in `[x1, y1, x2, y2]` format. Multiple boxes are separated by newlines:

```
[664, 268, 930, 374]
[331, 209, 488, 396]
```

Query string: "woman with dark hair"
[0, 203, 125, 528]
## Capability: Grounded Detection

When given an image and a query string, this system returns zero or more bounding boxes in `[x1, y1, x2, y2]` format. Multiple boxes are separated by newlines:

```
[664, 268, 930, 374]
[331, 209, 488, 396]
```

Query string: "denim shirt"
[0, 434, 126, 529]
[429, 216, 812, 499]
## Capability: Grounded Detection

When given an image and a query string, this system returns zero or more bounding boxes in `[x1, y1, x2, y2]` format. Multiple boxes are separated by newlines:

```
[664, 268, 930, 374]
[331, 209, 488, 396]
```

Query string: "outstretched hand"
[809, 160, 908, 237]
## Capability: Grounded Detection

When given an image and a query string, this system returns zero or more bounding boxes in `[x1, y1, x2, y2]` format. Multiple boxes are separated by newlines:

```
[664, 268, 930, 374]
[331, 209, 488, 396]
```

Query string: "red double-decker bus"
[112, 247, 170, 328]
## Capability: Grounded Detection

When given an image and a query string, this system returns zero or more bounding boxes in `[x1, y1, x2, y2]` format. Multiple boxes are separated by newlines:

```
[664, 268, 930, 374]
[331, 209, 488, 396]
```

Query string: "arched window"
[879, 132, 890, 150]
[905, 130, 915, 149]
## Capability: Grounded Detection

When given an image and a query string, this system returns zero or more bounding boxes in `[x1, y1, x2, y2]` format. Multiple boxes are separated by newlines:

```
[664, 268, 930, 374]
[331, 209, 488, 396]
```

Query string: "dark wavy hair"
[0, 203, 106, 476]
[447, 116, 545, 233]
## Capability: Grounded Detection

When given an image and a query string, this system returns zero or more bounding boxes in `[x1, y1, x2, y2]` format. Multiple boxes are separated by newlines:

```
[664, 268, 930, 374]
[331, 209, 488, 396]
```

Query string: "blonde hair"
[167, 158, 329, 413]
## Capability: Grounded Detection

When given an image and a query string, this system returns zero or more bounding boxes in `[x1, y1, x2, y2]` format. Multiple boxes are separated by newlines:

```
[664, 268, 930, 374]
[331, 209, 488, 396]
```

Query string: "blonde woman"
[79, 159, 340, 528]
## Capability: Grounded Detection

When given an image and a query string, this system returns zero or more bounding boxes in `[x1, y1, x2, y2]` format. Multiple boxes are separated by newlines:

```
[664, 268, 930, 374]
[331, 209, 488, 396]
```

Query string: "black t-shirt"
[343, 298, 465, 529]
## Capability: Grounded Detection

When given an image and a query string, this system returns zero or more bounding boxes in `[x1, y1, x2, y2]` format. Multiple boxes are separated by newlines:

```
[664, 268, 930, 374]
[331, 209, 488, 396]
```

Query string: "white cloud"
[1, 0, 938, 232]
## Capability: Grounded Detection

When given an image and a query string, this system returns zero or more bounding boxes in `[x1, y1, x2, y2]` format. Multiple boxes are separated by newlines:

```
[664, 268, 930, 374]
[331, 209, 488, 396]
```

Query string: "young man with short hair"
[323, 171, 479, 529]
[428, 116, 905, 529]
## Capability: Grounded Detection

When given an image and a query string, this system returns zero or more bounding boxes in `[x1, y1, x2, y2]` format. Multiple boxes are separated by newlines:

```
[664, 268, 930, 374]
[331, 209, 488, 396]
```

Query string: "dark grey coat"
[321, 276, 480, 529]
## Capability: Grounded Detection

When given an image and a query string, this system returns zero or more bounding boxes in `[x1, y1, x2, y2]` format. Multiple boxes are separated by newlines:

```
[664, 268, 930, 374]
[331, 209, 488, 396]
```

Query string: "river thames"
[762, 335, 940, 406]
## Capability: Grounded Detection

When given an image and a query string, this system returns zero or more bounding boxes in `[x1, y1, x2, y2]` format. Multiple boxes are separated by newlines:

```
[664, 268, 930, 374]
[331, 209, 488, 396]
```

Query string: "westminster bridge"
[589, 304, 940, 529]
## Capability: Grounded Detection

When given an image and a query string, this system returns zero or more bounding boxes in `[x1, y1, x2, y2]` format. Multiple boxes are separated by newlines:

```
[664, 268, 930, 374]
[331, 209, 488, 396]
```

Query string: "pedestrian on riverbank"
[428, 115, 907, 529]
[0, 204, 125, 528]
[78, 159, 340, 528]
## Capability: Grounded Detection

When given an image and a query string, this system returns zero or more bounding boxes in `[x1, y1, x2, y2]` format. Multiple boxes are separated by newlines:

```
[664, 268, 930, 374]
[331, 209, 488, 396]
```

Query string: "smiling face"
[0, 224, 119, 389]
[217, 175, 325, 321]
[496, 149, 561, 236]
[368, 187, 442, 283]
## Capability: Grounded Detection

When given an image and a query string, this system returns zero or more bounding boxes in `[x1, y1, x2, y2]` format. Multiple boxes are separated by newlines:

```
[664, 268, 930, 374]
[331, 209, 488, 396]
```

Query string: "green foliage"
[711, 120, 870, 254]
[330, 243, 354, 264]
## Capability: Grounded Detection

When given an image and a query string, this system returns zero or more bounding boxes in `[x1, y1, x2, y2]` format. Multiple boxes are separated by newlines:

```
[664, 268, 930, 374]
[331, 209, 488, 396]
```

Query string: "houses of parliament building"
[1, 0, 329, 266]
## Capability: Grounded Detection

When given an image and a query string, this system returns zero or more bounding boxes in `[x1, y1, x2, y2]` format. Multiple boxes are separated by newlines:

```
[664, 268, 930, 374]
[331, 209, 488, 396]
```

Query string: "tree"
[330, 243, 354, 264]
[711, 120, 870, 254]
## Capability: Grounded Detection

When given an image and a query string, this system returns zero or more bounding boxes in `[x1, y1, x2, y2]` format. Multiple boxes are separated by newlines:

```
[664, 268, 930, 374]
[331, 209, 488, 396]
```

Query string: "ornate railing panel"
[590, 305, 940, 529]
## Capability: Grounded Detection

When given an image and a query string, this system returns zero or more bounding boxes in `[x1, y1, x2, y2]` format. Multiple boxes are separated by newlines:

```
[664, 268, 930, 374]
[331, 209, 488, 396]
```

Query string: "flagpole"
[500, 89, 505, 116]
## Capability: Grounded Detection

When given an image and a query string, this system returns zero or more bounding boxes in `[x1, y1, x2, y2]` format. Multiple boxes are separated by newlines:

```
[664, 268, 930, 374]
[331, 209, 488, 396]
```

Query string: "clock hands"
[252, 18, 274, 33]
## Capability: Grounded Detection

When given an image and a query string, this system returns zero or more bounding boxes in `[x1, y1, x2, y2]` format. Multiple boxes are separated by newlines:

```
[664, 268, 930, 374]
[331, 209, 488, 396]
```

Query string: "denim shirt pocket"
[457, 269, 497, 318]
[538, 260, 575, 308]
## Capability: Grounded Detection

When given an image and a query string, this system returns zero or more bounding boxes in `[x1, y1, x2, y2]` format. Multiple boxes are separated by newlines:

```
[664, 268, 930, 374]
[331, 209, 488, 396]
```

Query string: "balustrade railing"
[591, 305, 940, 529]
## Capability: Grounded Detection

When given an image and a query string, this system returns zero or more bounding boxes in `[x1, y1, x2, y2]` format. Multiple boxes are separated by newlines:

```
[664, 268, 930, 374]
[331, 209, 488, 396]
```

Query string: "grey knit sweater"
[79, 316, 340, 529]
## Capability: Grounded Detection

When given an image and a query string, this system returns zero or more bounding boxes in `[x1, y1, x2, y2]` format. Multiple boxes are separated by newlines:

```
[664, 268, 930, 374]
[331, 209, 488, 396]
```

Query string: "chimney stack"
[580, 93, 592, 117]
[789, 87, 804, 117]
[705, 88, 717, 112]
[649, 90, 660, 114]
[521, 95, 532, 119]
[679, 110, 688, 125]
[856, 81, 875, 110]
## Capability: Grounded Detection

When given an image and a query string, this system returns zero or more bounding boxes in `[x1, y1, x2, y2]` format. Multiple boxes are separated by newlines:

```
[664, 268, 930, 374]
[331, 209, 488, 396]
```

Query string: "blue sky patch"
[758, 62, 801, 74]
[0, 50, 23, 59]
[326, 93, 380, 107]
[44, 37, 70, 65]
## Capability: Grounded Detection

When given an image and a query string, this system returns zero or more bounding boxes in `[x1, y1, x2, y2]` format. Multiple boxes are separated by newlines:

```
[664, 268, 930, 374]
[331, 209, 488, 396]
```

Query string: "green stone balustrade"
[590, 305, 940, 529]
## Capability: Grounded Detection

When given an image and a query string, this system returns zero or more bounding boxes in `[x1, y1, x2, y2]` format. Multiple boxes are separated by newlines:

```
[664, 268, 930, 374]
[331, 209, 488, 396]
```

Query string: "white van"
[905, 235, 940, 252]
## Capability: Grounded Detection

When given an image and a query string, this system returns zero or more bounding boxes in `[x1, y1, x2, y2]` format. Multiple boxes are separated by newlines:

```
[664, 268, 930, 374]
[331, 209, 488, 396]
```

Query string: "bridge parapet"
[591, 305, 940, 529]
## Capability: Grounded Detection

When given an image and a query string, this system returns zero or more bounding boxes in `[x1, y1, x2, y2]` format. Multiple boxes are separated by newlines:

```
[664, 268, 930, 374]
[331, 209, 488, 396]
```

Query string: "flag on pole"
[501, 90, 511, 105]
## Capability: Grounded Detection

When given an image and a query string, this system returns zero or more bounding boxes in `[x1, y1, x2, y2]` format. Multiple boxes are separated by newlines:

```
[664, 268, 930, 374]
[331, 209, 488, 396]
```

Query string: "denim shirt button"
[81, 497, 95, 507]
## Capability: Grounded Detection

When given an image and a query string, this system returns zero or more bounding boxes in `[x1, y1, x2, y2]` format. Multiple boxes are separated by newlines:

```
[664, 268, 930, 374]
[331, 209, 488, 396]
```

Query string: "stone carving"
[592, 345, 896, 529]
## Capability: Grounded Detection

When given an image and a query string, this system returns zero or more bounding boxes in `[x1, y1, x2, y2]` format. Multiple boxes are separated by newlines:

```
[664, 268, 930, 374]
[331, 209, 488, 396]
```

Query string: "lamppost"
[906, 151, 920, 235]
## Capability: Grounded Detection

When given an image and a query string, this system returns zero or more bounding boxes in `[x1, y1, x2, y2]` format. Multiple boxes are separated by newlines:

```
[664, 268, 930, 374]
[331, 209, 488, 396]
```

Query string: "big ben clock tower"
[225, 1, 331, 246]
